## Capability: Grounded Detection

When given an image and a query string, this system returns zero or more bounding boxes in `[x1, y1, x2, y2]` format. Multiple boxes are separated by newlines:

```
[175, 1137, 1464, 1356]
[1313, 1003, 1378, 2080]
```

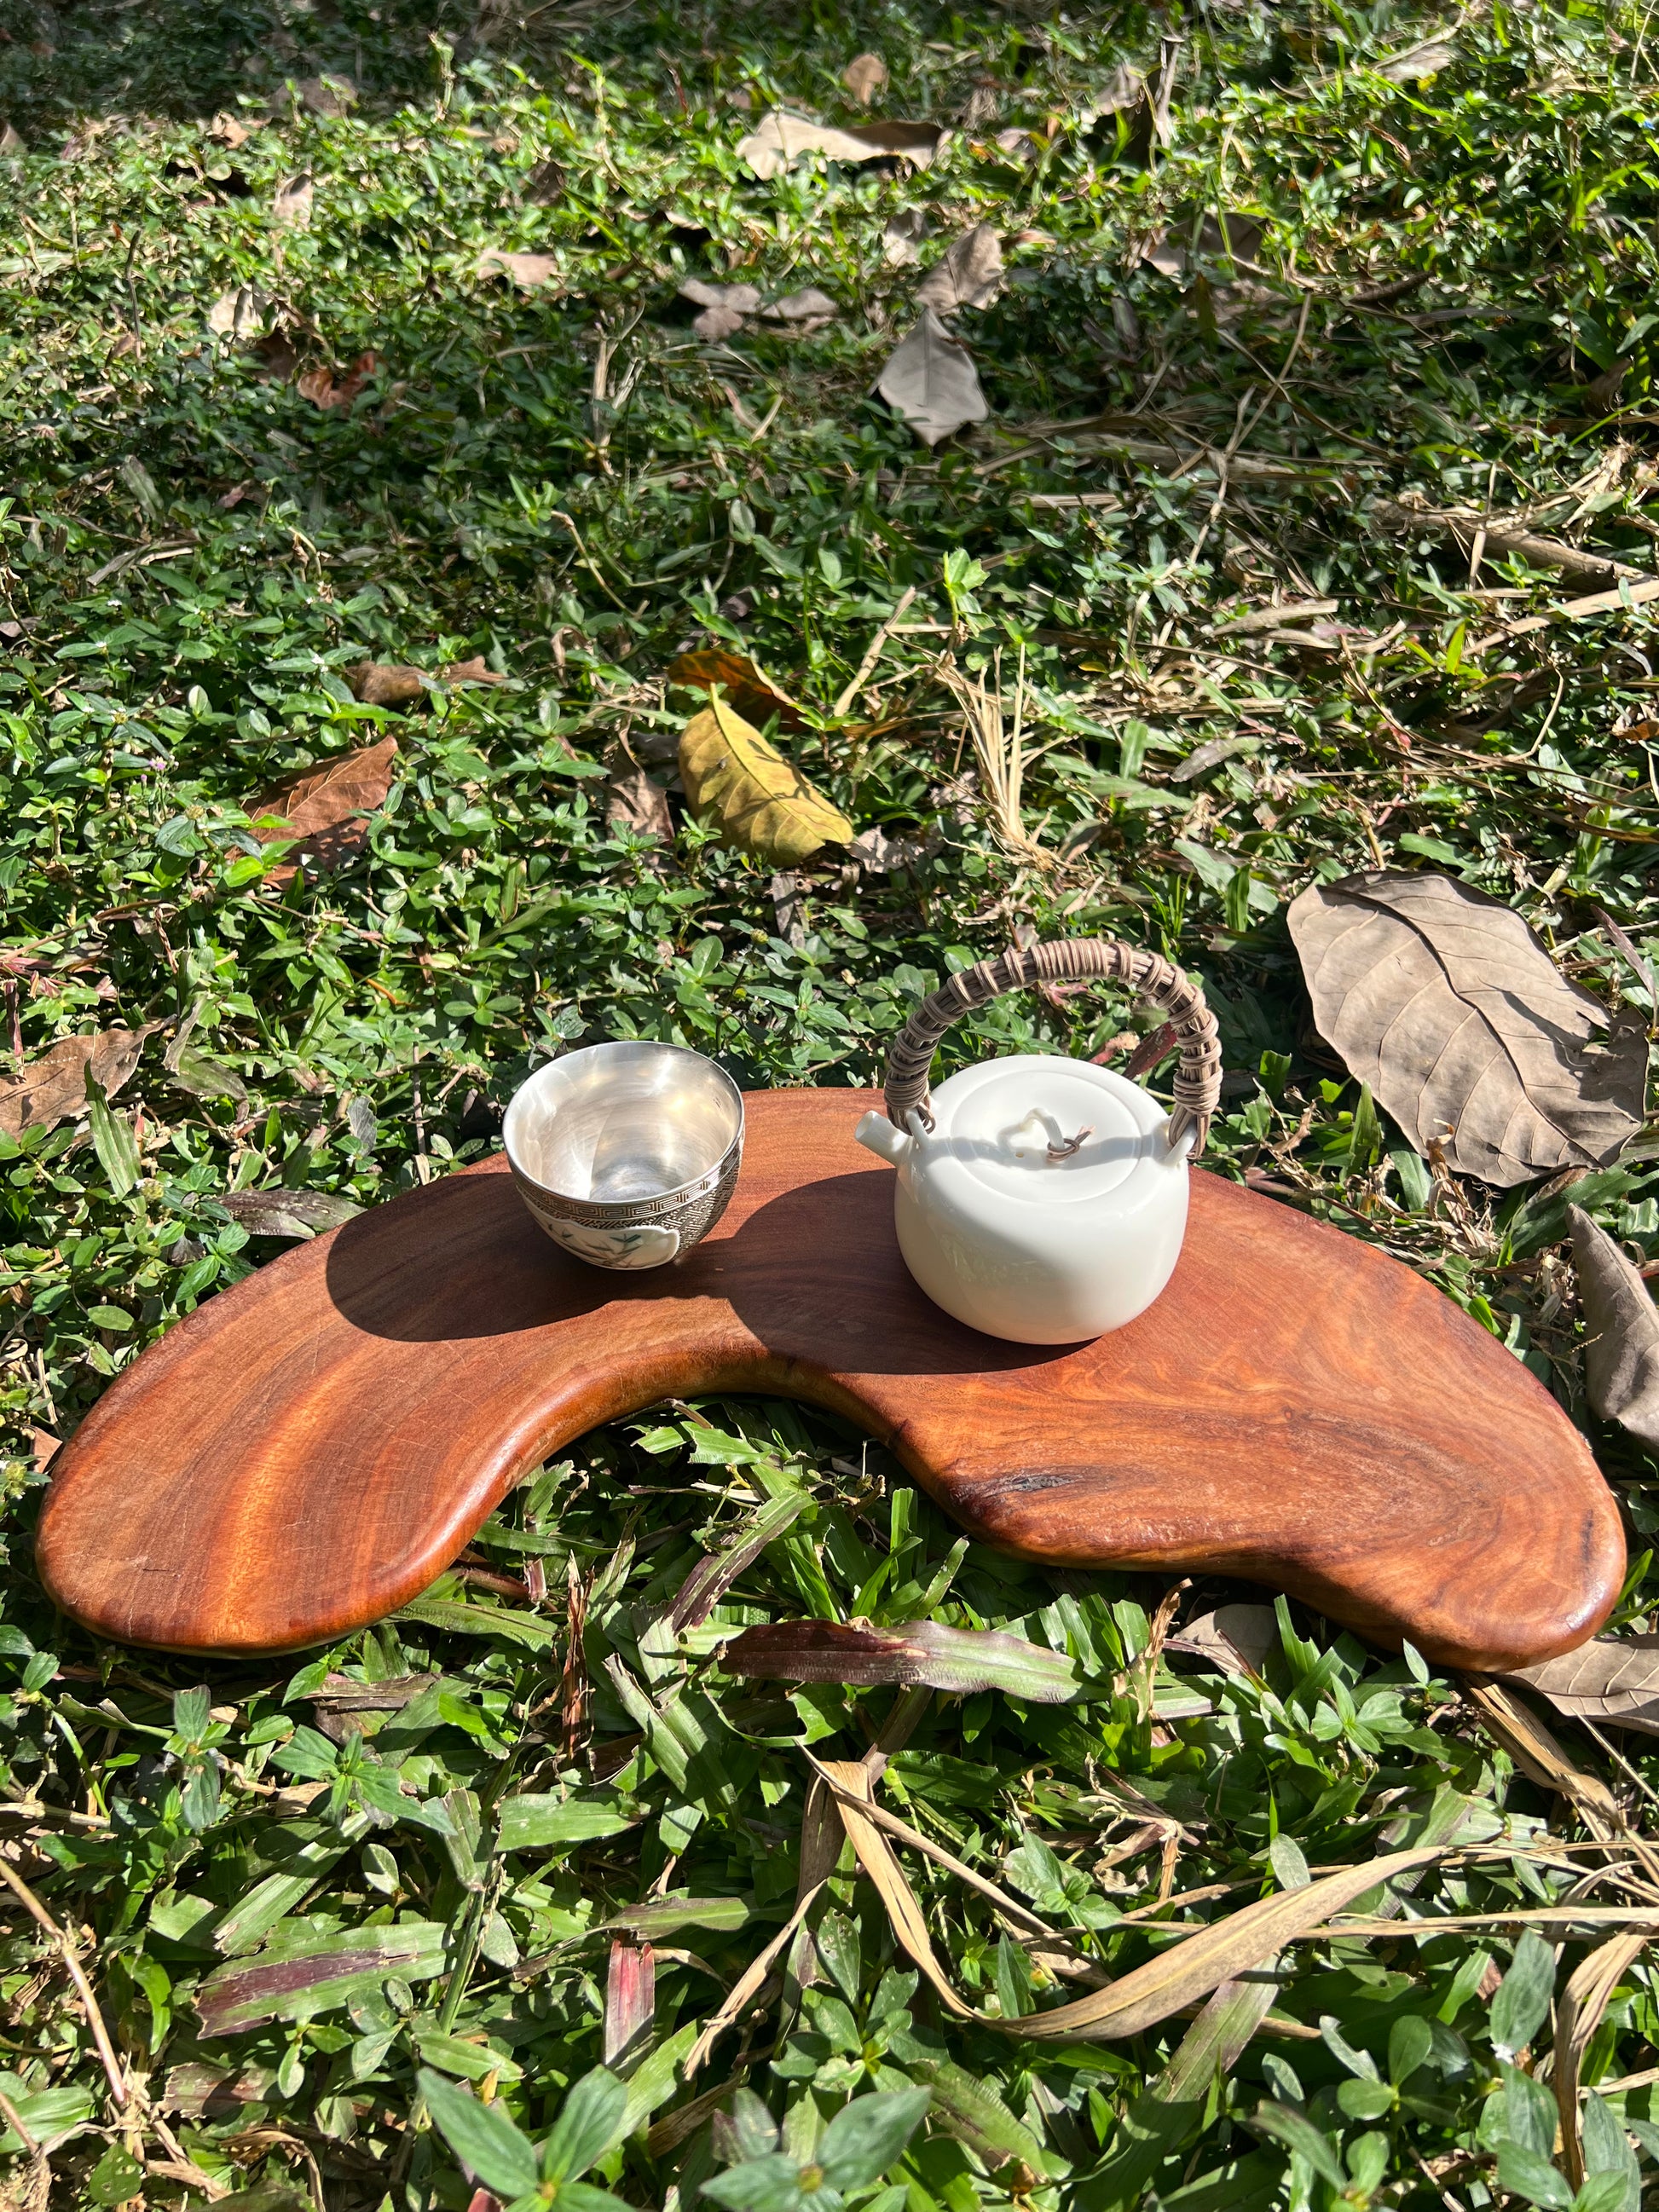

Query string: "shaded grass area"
[1, 0, 1659, 2205]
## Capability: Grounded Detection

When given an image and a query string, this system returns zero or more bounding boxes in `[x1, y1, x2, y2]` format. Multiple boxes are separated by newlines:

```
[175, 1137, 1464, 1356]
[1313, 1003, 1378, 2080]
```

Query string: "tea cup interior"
[505, 1043, 742, 1204]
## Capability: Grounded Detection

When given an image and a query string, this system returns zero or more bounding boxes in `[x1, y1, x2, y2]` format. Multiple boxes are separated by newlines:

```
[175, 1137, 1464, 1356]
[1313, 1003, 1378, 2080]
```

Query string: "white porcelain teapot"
[854, 937, 1222, 1345]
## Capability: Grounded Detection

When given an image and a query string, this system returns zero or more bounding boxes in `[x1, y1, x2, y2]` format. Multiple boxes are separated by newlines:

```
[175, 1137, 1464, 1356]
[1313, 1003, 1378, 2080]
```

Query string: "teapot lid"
[922, 1054, 1181, 1206]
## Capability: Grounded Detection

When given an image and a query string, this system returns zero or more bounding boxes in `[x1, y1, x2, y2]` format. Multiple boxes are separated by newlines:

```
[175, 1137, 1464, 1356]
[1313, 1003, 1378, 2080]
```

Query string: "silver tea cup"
[502, 1041, 744, 1272]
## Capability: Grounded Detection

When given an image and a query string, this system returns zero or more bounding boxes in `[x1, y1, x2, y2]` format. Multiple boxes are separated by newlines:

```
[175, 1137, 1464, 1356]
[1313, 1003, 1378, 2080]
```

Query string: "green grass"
[2, 0, 1659, 2205]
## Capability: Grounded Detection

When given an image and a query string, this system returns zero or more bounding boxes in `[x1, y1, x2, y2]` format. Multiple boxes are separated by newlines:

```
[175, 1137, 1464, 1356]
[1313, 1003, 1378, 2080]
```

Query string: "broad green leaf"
[197, 1923, 449, 2035]
[721, 1619, 1084, 1701]
[1491, 1932, 1556, 2059]
[85, 1069, 141, 1196]
[1495, 2143, 1574, 2210]
[495, 1794, 640, 1854]
[417, 2068, 538, 2199]
[540, 2066, 627, 2182]
[818, 2088, 932, 2191]
[1250, 2102, 1345, 2191]
[701, 2153, 806, 2212]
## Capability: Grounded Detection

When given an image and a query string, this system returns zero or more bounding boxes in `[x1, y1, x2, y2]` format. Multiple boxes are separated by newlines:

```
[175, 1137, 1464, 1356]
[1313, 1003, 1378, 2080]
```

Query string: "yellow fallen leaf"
[679, 696, 852, 865]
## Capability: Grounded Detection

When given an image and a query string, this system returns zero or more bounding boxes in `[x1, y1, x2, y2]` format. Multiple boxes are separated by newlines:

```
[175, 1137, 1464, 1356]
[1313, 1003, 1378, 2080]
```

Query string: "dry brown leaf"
[477, 249, 559, 291]
[764, 286, 838, 326]
[205, 113, 260, 148]
[813, 1753, 1444, 2041]
[1505, 1632, 1659, 1738]
[667, 648, 803, 732]
[440, 656, 507, 686]
[296, 352, 376, 412]
[1286, 871, 1647, 1186]
[679, 279, 760, 338]
[1460, 1678, 1628, 1840]
[842, 53, 889, 104]
[606, 765, 673, 841]
[346, 662, 426, 708]
[604, 1938, 656, 2073]
[737, 109, 941, 179]
[882, 209, 928, 267]
[1569, 1205, 1659, 1447]
[0, 1026, 159, 1139]
[295, 73, 356, 118]
[251, 735, 399, 884]
[206, 285, 272, 341]
[915, 223, 1004, 313]
[679, 697, 852, 866]
[876, 309, 989, 445]
[219, 1188, 362, 1239]
[1167, 1604, 1278, 1678]
[272, 174, 313, 228]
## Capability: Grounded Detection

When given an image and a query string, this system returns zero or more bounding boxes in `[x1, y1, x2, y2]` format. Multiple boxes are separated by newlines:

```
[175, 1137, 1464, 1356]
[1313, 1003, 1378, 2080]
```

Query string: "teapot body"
[858, 1054, 1190, 1344]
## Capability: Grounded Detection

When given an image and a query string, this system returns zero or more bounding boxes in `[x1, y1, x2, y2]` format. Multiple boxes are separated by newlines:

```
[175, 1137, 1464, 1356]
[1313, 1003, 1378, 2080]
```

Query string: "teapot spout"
[854, 1109, 911, 1167]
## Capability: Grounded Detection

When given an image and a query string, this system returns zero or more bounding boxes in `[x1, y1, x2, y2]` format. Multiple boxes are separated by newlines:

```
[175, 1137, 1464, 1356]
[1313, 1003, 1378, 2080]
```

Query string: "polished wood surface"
[37, 1089, 1622, 1668]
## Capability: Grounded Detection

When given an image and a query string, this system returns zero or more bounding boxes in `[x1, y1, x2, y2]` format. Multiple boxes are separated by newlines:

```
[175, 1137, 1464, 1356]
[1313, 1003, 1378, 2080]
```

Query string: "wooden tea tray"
[37, 1089, 1621, 1669]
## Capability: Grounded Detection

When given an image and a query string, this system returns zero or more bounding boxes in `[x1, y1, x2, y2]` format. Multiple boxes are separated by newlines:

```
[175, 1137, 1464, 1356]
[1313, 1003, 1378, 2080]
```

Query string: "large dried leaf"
[679, 697, 852, 865]
[842, 53, 889, 103]
[272, 174, 312, 228]
[723, 1620, 1083, 1702]
[1569, 1204, 1659, 1447]
[883, 209, 928, 266]
[915, 224, 1004, 313]
[606, 765, 673, 841]
[667, 647, 803, 731]
[0, 1025, 158, 1138]
[876, 309, 989, 446]
[1167, 1604, 1278, 1678]
[737, 110, 941, 180]
[296, 350, 376, 412]
[219, 1189, 363, 1241]
[347, 661, 425, 707]
[251, 735, 399, 883]
[1286, 871, 1646, 1185]
[1505, 1633, 1659, 1738]
[196, 1923, 448, 2036]
[477, 249, 559, 290]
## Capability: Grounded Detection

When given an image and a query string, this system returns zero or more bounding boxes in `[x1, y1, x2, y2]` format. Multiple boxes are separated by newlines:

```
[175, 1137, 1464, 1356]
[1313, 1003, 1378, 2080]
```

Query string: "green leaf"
[701, 2153, 806, 2212]
[495, 1793, 640, 1854]
[1388, 2013, 1433, 2085]
[818, 2088, 932, 2191]
[1337, 2077, 1394, 2121]
[1491, 1931, 1556, 2059]
[417, 2068, 539, 2200]
[89, 2143, 147, 2206]
[1495, 2144, 1575, 2210]
[196, 1923, 449, 2035]
[540, 2065, 627, 2183]
[84, 1069, 141, 1196]
[1250, 2102, 1346, 2191]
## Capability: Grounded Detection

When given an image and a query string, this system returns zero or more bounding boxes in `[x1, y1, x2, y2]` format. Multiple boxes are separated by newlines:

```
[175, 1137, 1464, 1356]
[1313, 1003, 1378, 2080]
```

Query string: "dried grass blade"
[1553, 1932, 1650, 2187]
[1462, 1679, 1635, 1851]
[813, 1780, 1446, 2042]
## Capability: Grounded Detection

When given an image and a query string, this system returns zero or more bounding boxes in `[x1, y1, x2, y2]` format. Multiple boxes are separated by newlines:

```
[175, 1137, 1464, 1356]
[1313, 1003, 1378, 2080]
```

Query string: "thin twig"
[832, 587, 917, 717]
[0, 1858, 127, 2108]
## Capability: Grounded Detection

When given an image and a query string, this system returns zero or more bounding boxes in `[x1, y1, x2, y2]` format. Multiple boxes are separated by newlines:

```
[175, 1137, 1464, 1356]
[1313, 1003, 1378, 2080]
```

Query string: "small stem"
[0, 1857, 127, 2107]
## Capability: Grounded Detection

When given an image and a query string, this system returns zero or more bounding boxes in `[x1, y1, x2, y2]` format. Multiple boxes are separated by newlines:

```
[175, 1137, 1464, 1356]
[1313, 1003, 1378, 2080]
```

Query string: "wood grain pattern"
[37, 1089, 1623, 1668]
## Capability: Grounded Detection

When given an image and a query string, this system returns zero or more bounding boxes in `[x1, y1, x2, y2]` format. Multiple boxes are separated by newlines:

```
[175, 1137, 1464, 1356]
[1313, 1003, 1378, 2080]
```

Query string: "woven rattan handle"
[882, 938, 1223, 1158]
